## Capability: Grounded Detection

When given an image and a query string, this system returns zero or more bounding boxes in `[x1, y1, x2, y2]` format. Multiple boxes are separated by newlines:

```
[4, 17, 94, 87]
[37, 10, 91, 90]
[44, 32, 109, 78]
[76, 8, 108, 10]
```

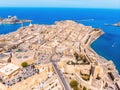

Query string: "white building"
[0, 63, 20, 78]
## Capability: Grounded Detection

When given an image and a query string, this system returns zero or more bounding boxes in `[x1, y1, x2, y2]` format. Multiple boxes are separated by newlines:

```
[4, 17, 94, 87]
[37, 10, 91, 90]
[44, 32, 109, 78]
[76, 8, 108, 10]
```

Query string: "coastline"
[87, 29, 119, 74]
[0, 20, 120, 90]
[0, 20, 119, 75]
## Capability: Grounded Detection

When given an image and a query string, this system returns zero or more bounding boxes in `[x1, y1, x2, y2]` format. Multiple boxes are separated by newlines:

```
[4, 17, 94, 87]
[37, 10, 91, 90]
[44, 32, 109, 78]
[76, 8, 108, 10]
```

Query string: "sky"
[0, 0, 120, 9]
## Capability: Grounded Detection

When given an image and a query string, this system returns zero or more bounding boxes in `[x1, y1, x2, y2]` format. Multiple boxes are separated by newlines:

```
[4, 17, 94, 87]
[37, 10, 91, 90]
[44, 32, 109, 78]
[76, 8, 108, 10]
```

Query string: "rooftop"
[116, 80, 120, 88]
[0, 53, 11, 62]
[0, 63, 19, 76]
[11, 50, 35, 63]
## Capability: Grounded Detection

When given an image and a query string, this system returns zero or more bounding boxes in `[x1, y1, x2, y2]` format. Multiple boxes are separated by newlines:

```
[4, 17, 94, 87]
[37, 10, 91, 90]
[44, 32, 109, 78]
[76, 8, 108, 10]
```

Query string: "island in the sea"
[0, 16, 32, 24]
[113, 22, 120, 27]
[0, 20, 120, 90]
[104, 22, 120, 27]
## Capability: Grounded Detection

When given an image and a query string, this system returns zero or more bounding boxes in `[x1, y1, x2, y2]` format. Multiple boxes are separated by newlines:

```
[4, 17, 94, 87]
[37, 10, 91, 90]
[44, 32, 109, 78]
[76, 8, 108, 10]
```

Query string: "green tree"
[83, 86, 87, 90]
[73, 86, 78, 90]
[81, 74, 90, 81]
[70, 80, 78, 90]
[74, 52, 79, 61]
[21, 62, 28, 67]
[96, 74, 101, 80]
[83, 57, 87, 63]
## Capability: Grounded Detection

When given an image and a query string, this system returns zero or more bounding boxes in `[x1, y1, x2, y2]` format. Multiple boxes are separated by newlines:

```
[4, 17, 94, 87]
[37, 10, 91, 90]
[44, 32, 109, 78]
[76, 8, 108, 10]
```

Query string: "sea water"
[0, 8, 120, 73]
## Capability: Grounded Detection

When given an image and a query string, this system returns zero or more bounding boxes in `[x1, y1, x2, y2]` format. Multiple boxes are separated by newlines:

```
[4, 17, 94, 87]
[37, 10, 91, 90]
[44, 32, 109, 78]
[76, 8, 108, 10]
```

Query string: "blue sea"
[0, 8, 120, 73]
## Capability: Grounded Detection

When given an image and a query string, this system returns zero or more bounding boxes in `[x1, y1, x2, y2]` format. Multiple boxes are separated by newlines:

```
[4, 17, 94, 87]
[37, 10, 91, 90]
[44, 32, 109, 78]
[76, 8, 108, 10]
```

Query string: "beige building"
[116, 80, 120, 90]
[11, 50, 35, 66]
[0, 83, 7, 90]
[0, 53, 11, 63]
[92, 66, 103, 79]
[0, 47, 4, 52]
[0, 63, 20, 78]
[64, 64, 91, 75]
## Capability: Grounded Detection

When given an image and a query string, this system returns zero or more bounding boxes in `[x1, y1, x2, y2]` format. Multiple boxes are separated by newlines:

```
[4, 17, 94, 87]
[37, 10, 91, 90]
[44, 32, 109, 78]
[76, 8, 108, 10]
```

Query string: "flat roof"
[0, 63, 19, 76]
[11, 50, 35, 63]
[0, 54, 9, 59]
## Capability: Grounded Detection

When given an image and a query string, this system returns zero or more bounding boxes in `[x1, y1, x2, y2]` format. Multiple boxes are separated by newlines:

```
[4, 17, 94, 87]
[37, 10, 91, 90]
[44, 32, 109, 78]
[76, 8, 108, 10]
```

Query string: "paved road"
[51, 61, 71, 90]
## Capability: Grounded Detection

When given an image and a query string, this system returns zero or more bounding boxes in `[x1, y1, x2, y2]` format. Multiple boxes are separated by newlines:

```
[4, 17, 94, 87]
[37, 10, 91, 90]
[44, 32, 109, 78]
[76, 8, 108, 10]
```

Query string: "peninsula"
[0, 20, 119, 90]
[0, 16, 31, 24]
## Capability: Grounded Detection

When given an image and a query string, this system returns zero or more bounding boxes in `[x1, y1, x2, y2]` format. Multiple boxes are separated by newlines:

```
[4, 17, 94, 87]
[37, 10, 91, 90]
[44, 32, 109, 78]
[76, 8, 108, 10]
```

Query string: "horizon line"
[0, 7, 120, 9]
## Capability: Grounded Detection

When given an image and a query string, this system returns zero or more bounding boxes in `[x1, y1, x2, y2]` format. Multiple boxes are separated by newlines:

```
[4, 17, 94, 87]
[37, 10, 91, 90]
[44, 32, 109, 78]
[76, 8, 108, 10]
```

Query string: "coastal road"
[51, 61, 71, 90]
